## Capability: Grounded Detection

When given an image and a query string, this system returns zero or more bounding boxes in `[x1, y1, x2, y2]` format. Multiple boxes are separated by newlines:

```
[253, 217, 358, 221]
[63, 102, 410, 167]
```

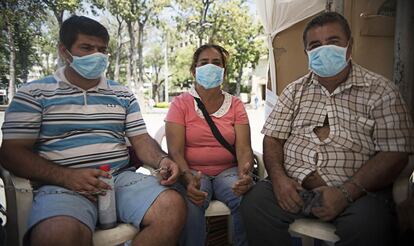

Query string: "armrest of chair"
[0, 165, 33, 246]
[93, 223, 138, 246]
[253, 150, 267, 179]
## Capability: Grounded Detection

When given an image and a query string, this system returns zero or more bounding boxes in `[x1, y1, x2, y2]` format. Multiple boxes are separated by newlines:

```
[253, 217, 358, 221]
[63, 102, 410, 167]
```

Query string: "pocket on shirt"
[348, 115, 375, 152]
[350, 115, 375, 135]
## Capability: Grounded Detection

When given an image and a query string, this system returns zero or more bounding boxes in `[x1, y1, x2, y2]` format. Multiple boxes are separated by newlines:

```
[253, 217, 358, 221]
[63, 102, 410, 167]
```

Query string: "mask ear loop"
[344, 42, 352, 64]
[62, 48, 74, 65]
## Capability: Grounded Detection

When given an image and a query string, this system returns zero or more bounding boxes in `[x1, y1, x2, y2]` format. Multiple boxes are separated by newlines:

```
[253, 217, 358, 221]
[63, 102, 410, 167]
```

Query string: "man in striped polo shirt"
[0, 15, 185, 246]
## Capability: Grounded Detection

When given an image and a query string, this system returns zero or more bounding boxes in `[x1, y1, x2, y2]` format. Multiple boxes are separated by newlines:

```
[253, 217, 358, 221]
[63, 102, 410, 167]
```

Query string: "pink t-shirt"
[165, 92, 249, 176]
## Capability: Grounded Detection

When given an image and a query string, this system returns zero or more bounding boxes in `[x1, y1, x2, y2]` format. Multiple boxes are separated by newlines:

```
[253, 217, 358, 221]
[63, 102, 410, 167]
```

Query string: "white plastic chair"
[0, 165, 139, 246]
[288, 157, 414, 246]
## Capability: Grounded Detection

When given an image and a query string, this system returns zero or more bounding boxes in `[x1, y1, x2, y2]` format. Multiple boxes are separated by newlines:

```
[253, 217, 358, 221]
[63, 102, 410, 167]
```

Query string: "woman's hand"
[185, 171, 208, 206]
[232, 162, 253, 196]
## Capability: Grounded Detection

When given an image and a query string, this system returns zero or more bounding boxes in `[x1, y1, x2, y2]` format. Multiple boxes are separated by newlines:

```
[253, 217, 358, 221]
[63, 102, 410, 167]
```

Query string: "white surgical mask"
[195, 64, 224, 89]
[307, 44, 350, 77]
[66, 50, 108, 79]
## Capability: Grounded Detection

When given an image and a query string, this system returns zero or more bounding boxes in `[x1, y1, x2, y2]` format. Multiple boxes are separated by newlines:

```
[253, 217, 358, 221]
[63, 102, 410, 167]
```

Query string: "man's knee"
[30, 216, 92, 246]
[335, 197, 397, 245]
[241, 184, 268, 227]
[241, 181, 272, 217]
[146, 189, 186, 226]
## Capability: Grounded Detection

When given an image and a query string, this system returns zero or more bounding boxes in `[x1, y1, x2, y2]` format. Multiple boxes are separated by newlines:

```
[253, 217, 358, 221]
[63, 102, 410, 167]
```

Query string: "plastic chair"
[287, 156, 414, 246]
[0, 164, 139, 246]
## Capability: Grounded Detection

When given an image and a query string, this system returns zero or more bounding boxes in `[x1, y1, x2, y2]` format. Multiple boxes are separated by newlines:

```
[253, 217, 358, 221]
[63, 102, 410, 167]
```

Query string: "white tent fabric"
[255, 0, 325, 118]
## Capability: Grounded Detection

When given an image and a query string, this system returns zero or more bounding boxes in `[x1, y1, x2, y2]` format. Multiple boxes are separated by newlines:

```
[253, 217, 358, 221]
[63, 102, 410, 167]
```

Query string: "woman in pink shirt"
[165, 44, 253, 246]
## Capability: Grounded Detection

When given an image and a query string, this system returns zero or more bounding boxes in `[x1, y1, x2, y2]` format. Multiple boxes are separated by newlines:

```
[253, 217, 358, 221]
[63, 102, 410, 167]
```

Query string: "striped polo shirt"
[1, 67, 147, 170]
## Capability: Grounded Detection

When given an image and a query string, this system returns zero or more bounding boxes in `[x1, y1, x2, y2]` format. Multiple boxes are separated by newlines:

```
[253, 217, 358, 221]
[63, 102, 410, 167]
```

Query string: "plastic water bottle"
[98, 164, 117, 229]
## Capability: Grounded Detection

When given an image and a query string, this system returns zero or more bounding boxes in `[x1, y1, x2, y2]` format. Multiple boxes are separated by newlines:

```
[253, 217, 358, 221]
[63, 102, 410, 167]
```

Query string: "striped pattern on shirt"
[262, 62, 414, 186]
[1, 68, 147, 170]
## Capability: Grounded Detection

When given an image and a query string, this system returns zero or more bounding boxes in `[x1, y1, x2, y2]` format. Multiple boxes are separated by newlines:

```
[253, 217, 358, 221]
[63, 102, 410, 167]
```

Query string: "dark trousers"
[240, 180, 397, 246]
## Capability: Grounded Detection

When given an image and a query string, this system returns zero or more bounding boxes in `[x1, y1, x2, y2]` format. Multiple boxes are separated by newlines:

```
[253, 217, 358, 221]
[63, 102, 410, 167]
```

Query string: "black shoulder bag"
[194, 97, 237, 159]
[194, 97, 259, 180]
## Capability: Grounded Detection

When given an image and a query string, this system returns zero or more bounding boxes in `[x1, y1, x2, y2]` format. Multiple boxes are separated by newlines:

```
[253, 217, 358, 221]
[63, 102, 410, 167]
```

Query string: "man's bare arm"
[129, 133, 168, 169]
[263, 135, 286, 180]
[1, 139, 68, 184]
[263, 135, 303, 212]
[128, 133, 180, 185]
[0, 139, 111, 195]
[312, 151, 408, 221]
[346, 151, 408, 200]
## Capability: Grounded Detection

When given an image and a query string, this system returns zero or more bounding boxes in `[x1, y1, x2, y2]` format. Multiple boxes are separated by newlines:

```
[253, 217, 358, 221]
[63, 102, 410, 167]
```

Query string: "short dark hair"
[59, 15, 109, 50]
[190, 44, 229, 74]
[303, 12, 351, 48]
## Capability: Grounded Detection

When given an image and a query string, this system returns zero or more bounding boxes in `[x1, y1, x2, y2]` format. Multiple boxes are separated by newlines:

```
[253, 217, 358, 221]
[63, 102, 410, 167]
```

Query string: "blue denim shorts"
[27, 171, 169, 232]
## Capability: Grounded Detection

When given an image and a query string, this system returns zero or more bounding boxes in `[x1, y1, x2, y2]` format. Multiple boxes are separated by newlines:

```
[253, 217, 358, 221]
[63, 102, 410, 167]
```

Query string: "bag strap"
[194, 97, 237, 159]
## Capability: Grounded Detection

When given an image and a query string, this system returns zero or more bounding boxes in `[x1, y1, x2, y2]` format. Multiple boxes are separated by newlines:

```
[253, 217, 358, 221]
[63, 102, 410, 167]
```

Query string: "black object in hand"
[299, 190, 322, 216]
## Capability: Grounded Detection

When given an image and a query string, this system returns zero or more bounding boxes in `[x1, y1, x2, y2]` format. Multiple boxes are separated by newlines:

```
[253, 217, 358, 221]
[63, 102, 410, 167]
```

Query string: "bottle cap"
[99, 164, 111, 172]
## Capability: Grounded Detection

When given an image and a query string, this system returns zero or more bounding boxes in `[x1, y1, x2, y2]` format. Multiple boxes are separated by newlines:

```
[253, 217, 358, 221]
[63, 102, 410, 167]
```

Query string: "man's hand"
[272, 175, 303, 213]
[311, 186, 348, 221]
[158, 157, 180, 186]
[61, 168, 112, 201]
[233, 162, 253, 196]
[185, 171, 208, 206]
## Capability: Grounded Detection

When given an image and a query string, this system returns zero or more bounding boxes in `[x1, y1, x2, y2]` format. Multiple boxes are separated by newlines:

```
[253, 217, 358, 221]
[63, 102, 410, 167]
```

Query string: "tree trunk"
[114, 18, 123, 82]
[54, 9, 65, 67]
[236, 64, 244, 96]
[6, 21, 16, 103]
[54, 10, 64, 27]
[137, 21, 145, 90]
[127, 21, 136, 91]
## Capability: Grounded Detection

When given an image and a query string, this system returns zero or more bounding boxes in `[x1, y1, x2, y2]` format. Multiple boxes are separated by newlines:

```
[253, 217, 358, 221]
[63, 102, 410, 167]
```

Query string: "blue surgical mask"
[67, 51, 108, 79]
[195, 64, 224, 89]
[307, 44, 349, 77]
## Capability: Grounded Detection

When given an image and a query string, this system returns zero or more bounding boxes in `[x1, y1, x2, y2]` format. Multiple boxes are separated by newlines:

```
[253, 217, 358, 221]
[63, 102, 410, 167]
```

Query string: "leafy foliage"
[0, 0, 45, 88]
[0, 0, 265, 101]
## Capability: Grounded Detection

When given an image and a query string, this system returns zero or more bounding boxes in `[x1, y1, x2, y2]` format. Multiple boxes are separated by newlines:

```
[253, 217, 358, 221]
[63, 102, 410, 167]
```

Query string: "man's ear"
[58, 43, 70, 64]
[346, 37, 353, 58]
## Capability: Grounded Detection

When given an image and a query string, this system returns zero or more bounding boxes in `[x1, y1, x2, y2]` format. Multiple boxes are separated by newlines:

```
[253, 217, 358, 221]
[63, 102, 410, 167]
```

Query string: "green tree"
[144, 44, 164, 102]
[34, 15, 60, 77]
[102, 0, 169, 93]
[173, 0, 265, 95]
[41, 0, 82, 26]
[169, 45, 196, 90]
[208, 0, 264, 95]
[0, 0, 44, 102]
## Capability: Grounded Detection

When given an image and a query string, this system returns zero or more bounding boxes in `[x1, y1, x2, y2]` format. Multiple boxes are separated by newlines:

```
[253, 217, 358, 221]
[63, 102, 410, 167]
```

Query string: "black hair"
[190, 44, 229, 73]
[303, 12, 351, 48]
[59, 15, 109, 50]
